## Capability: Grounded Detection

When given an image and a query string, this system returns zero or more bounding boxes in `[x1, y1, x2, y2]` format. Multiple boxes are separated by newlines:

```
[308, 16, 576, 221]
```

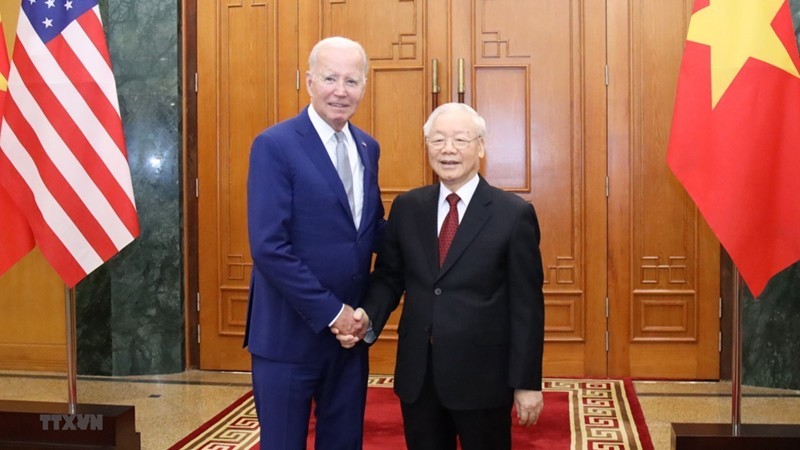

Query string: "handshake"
[330, 305, 372, 348]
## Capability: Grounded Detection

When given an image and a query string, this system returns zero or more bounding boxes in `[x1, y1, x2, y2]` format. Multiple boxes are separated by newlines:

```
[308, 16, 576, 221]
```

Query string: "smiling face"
[426, 108, 485, 192]
[306, 41, 367, 131]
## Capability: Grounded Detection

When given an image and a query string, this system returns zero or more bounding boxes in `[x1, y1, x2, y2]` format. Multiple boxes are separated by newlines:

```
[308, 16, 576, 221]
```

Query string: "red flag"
[0, 11, 36, 276]
[0, 1, 139, 287]
[667, 0, 800, 297]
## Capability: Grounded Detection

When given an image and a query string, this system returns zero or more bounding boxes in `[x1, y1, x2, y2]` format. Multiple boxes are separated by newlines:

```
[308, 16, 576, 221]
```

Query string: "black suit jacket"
[364, 176, 544, 410]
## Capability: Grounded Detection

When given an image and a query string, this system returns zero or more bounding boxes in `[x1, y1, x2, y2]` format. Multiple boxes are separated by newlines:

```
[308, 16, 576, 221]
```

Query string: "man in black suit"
[336, 102, 545, 449]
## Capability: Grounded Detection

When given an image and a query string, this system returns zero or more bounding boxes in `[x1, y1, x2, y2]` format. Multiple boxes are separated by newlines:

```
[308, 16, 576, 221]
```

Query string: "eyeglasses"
[425, 136, 481, 150]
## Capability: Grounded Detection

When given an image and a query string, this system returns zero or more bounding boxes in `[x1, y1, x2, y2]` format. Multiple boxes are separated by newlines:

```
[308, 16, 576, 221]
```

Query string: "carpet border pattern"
[168, 377, 653, 450]
[545, 378, 653, 450]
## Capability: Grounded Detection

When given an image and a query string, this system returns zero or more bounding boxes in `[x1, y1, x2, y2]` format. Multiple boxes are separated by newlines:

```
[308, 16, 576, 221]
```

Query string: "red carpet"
[169, 378, 654, 449]
[306, 388, 571, 449]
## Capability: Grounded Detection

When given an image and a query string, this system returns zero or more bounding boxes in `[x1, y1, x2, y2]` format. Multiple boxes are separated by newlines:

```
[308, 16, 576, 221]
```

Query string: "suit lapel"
[351, 126, 373, 233]
[416, 185, 441, 276]
[296, 110, 355, 223]
[437, 178, 492, 278]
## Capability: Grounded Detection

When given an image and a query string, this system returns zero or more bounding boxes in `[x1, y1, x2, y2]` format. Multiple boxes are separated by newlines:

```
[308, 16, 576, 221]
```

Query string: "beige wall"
[1, 1, 18, 55]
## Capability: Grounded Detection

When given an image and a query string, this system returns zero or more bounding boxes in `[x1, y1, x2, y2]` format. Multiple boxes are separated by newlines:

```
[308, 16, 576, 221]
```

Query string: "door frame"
[182, 0, 199, 368]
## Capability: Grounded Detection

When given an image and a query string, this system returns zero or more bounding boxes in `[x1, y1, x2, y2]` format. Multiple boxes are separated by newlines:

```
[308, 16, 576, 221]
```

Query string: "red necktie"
[439, 193, 460, 267]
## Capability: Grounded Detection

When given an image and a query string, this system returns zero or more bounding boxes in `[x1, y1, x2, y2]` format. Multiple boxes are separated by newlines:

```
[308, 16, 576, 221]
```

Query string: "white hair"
[423, 102, 486, 137]
[308, 36, 369, 82]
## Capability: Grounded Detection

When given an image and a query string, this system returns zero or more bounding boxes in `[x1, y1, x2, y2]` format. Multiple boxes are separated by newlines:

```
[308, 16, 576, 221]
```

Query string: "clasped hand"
[330, 306, 370, 348]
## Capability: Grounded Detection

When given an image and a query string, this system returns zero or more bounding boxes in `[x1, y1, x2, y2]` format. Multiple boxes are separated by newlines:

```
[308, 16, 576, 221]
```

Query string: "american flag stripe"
[0, 1, 139, 286]
[0, 125, 104, 273]
[3, 99, 120, 260]
[47, 34, 124, 153]
[0, 10, 36, 276]
[16, 11, 135, 205]
[0, 152, 86, 280]
[59, 15, 127, 152]
[0, 150, 86, 281]
[5, 58, 135, 251]
[10, 40, 137, 241]
[76, 10, 112, 69]
[69, 11, 120, 104]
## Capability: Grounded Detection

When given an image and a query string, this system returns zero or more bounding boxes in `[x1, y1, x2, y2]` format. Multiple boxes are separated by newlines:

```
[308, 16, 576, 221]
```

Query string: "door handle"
[457, 58, 465, 104]
[432, 58, 440, 110]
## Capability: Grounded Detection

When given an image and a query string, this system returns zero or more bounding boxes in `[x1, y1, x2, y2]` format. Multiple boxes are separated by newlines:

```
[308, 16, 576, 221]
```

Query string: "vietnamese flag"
[667, 0, 800, 297]
[0, 11, 36, 276]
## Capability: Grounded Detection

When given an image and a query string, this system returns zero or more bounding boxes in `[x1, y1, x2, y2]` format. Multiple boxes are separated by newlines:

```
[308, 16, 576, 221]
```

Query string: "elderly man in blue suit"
[244, 36, 385, 449]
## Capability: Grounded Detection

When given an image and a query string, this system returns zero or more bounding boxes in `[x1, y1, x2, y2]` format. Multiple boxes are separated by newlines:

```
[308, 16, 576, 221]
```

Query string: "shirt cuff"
[328, 304, 345, 327]
[363, 326, 377, 344]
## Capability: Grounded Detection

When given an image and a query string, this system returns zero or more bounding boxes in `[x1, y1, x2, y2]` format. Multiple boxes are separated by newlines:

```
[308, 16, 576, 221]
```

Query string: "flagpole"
[64, 285, 78, 414]
[731, 266, 742, 436]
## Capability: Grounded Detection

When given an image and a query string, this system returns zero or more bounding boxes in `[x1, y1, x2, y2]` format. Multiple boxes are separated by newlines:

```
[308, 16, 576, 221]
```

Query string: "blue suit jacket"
[244, 107, 385, 362]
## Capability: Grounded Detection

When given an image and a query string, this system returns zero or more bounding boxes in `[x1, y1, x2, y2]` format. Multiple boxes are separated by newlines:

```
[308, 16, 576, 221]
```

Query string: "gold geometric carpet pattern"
[546, 379, 649, 450]
[169, 377, 650, 450]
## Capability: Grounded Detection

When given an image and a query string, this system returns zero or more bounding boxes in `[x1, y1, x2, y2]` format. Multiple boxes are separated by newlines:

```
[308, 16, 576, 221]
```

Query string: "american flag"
[0, 10, 36, 276]
[0, 0, 139, 287]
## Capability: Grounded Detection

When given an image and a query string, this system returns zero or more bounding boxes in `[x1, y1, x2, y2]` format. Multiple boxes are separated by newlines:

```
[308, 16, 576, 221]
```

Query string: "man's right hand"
[331, 307, 370, 348]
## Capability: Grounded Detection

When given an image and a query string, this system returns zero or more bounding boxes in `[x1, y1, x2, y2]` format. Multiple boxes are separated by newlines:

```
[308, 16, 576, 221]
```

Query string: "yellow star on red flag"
[667, 0, 800, 296]
[687, 0, 800, 107]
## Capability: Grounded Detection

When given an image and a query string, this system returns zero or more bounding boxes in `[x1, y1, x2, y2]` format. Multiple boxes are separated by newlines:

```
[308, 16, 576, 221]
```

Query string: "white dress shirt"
[437, 174, 480, 234]
[308, 105, 364, 229]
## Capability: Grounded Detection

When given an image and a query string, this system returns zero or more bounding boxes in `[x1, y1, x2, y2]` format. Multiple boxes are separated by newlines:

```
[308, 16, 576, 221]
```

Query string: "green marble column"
[742, 263, 800, 390]
[75, 0, 182, 375]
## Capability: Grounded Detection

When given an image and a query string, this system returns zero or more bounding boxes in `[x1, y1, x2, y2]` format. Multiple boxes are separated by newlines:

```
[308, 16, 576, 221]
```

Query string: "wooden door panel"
[453, 0, 608, 376]
[198, 0, 298, 370]
[0, 250, 66, 372]
[607, 0, 719, 379]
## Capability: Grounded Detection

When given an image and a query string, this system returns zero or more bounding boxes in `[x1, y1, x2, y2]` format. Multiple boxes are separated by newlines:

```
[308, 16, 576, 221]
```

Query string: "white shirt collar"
[308, 104, 352, 144]
[439, 174, 480, 207]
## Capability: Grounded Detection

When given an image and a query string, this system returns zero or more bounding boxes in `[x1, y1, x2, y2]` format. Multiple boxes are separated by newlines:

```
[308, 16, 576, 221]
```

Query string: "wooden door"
[195, 0, 720, 379]
[197, 0, 299, 370]
[606, 0, 719, 378]
[445, 0, 610, 376]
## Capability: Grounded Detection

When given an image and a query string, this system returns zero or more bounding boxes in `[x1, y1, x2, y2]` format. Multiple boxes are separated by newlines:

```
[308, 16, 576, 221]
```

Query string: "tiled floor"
[1, 370, 799, 450]
[636, 380, 800, 449]
[0, 370, 252, 450]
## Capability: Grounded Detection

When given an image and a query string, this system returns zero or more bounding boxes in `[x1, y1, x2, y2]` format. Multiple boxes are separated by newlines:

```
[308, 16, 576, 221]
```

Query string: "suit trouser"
[400, 348, 512, 450]
[251, 345, 369, 450]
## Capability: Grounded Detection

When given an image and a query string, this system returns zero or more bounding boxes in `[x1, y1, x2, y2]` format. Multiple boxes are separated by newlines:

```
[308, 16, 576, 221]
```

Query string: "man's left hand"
[513, 389, 543, 427]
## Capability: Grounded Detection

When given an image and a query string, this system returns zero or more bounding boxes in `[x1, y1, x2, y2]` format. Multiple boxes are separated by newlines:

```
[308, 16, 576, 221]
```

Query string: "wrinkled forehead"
[312, 46, 365, 76]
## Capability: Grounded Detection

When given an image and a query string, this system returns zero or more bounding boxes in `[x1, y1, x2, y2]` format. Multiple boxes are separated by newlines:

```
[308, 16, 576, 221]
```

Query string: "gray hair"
[423, 102, 486, 138]
[308, 36, 369, 82]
